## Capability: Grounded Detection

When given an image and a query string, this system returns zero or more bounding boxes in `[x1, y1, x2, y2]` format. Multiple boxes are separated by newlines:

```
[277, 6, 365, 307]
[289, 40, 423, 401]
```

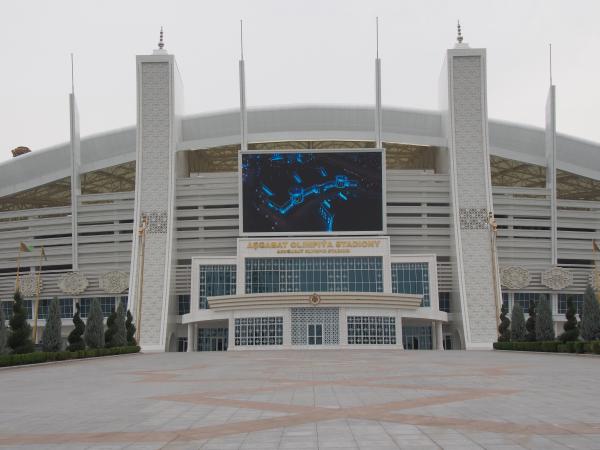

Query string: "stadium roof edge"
[1, 104, 599, 198]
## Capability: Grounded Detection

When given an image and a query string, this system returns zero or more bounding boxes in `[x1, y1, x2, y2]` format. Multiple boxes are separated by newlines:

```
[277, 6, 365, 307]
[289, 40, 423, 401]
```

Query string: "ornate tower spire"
[158, 27, 165, 50]
[457, 20, 463, 44]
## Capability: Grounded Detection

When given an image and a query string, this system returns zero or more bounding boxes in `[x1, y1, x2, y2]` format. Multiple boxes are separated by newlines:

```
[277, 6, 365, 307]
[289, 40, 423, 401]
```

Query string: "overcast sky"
[1, 0, 599, 163]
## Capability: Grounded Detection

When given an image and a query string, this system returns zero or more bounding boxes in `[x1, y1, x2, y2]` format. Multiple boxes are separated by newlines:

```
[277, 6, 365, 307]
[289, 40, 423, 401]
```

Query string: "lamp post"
[488, 212, 501, 338]
[32, 246, 46, 343]
[134, 215, 148, 345]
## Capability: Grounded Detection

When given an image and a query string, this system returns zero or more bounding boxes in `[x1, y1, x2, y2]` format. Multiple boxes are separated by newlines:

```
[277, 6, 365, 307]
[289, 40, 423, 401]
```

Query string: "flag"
[593, 240, 600, 252]
[19, 242, 33, 253]
[40, 247, 47, 261]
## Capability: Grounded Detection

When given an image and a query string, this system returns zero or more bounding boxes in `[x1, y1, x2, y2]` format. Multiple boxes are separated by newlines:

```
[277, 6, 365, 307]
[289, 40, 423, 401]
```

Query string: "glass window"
[558, 294, 584, 315]
[438, 292, 450, 313]
[37, 299, 50, 320]
[234, 316, 283, 346]
[347, 316, 396, 345]
[197, 327, 228, 351]
[59, 298, 73, 318]
[199, 265, 236, 309]
[245, 257, 383, 294]
[402, 325, 432, 350]
[178, 295, 190, 315]
[1, 301, 13, 320]
[177, 337, 188, 352]
[391, 262, 430, 307]
[79, 298, 92, 318]
[513, 293, 540, 313]
[100, 297, 115, 317]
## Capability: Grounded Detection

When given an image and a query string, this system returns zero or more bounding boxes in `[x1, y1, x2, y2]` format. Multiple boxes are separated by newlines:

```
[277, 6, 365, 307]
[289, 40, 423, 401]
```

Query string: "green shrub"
[580, 285, 600, 341]
[510, 303, 526, 341]
[125, 310, 137, 346]
[559, 297, 580, 343]
[41, 298, 62, 352]
[557, 344, 569, 353]
[84, 298, 104, 349]
[0, 346, 140, 368]
[0, 308, 8, 355]
[8, 290, 34, 354]
[498, 303, 510, 342]
[592, 341, 600, 354]
[535, 295, 555, 341]
[67, 302, 85, 351]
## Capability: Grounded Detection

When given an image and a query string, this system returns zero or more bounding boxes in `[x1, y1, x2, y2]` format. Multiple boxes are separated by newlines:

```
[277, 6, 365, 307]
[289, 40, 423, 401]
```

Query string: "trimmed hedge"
[493, 340, 600, 354]
[0, 346, 140, 368]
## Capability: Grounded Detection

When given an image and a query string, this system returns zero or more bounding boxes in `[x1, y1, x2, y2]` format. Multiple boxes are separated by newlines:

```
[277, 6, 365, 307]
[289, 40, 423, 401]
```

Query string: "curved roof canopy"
[1, 105, 599, 198]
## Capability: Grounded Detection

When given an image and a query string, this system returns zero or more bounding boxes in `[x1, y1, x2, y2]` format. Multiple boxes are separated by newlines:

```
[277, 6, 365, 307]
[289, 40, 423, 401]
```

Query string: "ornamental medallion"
[541, 267, 573, 290]
[309, 293, 321, 305]
[99, 271, 129, 294]
[500, 266, 530, 289]
[58, 272, 89, 295]
[19, 273, 38, 297]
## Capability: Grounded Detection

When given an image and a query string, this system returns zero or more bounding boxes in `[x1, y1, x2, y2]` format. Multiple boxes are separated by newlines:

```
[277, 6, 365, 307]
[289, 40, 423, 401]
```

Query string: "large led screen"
[241, 150, 384, 234]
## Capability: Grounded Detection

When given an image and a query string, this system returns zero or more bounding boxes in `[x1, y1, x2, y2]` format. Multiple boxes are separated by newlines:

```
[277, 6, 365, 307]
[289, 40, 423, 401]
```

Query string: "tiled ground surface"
[0, 350, 599, 449]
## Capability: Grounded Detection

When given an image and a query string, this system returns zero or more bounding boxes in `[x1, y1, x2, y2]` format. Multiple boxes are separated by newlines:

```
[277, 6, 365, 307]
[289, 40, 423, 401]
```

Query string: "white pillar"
[339, 307, 348, 346]
[545, 85, 558, 265]
[186, 323, 194, 352]
[435, 321, 444, 350]
[129, 45, 183, 352]
[396, 312, 404, 349]
[439, 38, 498, 350]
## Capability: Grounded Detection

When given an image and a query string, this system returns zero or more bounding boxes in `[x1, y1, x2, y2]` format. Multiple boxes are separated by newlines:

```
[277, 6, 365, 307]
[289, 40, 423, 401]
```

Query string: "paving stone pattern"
[0, 350, 599, 449]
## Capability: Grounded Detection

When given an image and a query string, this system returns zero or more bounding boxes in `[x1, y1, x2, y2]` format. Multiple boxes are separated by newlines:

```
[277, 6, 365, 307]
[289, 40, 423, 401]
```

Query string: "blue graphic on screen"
[242, 151, 383, 233]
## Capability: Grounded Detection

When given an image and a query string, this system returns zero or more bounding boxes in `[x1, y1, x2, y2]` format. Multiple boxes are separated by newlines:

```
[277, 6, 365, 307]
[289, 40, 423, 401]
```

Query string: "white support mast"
[374, 17, 382, 148]
[545, 44, 558, 265]
[239, 20, 248, 152]
[69, 53, 81, 270]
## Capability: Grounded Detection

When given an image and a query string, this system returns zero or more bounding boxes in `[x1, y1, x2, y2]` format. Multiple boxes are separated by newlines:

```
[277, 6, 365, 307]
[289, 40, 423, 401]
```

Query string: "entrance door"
[307, 324, 323, 345]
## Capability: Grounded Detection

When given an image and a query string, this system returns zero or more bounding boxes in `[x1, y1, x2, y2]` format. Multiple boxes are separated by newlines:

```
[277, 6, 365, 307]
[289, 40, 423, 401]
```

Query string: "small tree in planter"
[535, 294, 555, 341]
[126, 310, 137, 346]
[580, 285, 600, 341]
[0, 308, 8, 355]
[67, 302, 85, 351]
[41, 298, 62, 352]
[559, 297, 580, 343]
[510, 303, 526, 341]
[498, 303, 511, 342]
[525, 302, 537, 341]
[104, 310, 117, 348]
[110, 301, 127, 348]
[84, 298, 105, 349]
[8, 290, 34, 354]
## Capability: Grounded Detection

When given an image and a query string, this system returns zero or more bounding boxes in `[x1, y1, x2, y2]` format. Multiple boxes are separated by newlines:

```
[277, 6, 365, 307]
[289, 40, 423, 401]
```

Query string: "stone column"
[186, 323, 194, 352]
[439, 39, 499, 349]
[435, 321, 444, 350]
[129, 46, 184, 352]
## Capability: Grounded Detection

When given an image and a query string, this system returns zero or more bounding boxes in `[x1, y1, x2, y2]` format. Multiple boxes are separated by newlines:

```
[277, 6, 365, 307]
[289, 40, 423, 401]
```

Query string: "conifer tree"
[104, 310, 117, 348]
[8, 290, 34, 354]
[535, 294, 555, 341]
[559, 297, 580, 342]
[109, 301, 127, 348]
[580, 285, 600, 341]
[510, 303, 526, 341]
[84, 298, 105, 349]
[0, 308, 8, 355]
[126, 310, 137, 346]
[498, 303, 511, 342]
[67, 302, 85, 351]
[525, 302, 537, 341]
[41, 298, 62, 352]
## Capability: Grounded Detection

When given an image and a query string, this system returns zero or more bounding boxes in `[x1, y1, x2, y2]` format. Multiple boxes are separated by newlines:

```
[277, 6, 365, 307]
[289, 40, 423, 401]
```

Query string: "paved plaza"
[0, 350, 599, 449]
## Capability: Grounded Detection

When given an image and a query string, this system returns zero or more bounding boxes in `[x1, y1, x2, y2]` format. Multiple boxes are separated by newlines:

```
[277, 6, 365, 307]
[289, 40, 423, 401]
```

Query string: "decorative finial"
[457, 20, 463, 44]
[158, 27, 164, 50]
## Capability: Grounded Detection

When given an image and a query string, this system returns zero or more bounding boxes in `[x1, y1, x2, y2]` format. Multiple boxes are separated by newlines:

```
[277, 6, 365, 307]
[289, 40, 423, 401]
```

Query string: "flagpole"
[15, 246, 22, 292]
[32, 246, 45, 344]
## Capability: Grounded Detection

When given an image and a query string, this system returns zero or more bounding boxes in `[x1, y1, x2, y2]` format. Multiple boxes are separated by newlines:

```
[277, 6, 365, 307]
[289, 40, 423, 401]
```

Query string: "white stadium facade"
[1, 31, 599, 352]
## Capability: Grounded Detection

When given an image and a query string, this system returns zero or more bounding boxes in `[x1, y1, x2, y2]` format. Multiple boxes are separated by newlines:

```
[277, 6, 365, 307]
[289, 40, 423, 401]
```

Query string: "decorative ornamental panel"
[541, 267, 573, 290]
[99, 271, 129, 294]
[291, 307, 339, 345]
[19, 273, 38, 297]
[145, 210, 168, 234]
[500, 266, 530, 289]
[459, 208, 488, 230]
[58, 272, 89, 295]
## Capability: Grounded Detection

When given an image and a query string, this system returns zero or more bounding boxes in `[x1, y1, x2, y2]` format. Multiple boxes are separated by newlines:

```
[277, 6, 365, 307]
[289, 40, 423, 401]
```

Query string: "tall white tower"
[129, 29, 184, 351]
[439, 24, 500, 349]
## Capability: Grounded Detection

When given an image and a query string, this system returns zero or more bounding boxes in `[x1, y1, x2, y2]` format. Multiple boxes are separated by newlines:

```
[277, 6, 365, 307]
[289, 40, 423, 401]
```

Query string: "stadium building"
[1, 30, 599, 352]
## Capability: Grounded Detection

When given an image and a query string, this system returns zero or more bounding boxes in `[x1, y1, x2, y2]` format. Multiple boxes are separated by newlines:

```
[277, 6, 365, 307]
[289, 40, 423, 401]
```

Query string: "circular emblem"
[58, 272, 89, 295]
[309, 293, 321, 306]
[99, 271, 129, 294]
[19, 273, 38, 297]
